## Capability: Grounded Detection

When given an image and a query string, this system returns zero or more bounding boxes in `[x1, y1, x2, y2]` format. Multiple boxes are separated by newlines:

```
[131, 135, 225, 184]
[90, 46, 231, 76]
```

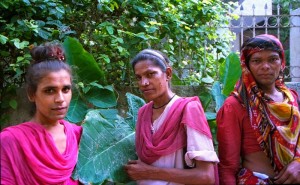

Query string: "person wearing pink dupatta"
[125, 49, 219, 185]
[0, 42, 82, 185]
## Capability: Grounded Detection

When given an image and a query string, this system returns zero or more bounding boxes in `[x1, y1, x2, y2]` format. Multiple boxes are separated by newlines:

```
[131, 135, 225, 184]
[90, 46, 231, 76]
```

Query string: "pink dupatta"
[0, 120, 82, 185]
[136, 96, 212, 165]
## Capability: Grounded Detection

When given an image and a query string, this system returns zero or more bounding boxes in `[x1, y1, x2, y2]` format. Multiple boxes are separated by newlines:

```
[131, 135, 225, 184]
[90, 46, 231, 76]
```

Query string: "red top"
[217, 96, 261, 185]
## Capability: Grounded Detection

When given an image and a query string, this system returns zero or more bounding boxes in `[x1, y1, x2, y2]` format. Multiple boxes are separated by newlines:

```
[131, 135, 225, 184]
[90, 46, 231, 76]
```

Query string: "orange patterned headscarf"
[232, 34, 300, 172]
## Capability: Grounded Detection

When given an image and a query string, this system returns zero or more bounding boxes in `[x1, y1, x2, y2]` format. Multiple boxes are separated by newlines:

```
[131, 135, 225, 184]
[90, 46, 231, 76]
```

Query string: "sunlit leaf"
[9, 99, 17, 110]
[211, 81, 226, 112]
[220, 52, 241, 96]
[106, 26, 114, 35]
[0, 34, 8, 44]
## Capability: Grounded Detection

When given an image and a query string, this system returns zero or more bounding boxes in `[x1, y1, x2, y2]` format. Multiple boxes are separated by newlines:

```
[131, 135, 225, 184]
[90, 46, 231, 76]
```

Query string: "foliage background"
[0, 0, 238, 184]
[0, 0, 237, 126]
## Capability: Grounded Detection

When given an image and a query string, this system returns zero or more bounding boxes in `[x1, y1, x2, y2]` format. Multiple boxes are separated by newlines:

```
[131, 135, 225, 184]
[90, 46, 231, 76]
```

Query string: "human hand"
[273, 160, 300, 184]
[124, 160, 155, 180]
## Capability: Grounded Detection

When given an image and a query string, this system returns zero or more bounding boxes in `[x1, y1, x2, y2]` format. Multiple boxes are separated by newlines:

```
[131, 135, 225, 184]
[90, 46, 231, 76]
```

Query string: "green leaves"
[64, 37, 116, 124]
[0, 34, 8, 44]
[125, 93, 145, 129]
[211, 81, 226, 112]
[86, 85, 117, 108]
[72, 0, 236, 86]
[66, 91, 88, 124]
[219, 52, 241, 96]
[211, 52, 241, 112]
[9, 99, 17, 110]
[63, 37, 107, 85]
[0, 0, 76, 125]
[72, 93, 145, 184]
[10, 38, 29, 49]
[72, 110, 136, 184]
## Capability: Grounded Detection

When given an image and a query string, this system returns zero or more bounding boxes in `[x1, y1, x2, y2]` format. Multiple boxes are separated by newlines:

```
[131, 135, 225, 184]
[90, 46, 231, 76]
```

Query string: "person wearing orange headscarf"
[217, 34, 300, 184]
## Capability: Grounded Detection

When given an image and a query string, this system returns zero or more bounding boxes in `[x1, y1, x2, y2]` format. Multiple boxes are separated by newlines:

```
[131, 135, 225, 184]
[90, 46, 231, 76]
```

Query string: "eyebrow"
[42, 85, 72, 89]
[135, 69, 157, 75]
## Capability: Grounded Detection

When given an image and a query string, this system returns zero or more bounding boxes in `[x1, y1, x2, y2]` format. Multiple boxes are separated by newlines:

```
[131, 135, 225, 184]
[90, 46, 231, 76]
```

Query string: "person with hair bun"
[124, 49, 219, 185]
[217, 34, 300, 184]
[0, 42, 82, 185]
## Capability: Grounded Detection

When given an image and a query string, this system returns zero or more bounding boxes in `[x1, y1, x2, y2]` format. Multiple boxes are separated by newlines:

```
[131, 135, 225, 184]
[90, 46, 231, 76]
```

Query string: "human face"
[248, 50, 282, 90]
[30, 70, 72, 125]
[134, 60, 170, 102]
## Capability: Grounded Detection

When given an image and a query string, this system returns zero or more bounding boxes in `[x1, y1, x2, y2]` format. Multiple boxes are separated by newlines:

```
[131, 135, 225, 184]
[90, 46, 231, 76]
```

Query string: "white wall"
[290, 8, 300, 82]
[233, 0, 272, 16]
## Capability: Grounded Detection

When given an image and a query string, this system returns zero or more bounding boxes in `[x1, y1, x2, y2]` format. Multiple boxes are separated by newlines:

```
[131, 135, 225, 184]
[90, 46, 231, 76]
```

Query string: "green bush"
[0, 0, 236, 127]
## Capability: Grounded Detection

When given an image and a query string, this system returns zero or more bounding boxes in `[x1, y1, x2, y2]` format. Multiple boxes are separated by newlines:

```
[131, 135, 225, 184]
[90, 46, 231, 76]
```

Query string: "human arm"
[217, 97, 243, 185]
[125, 98, 217, 184]
[273, 160, 300, 184]
[125, 123, 218, 184]
[125, 159, 215, 185]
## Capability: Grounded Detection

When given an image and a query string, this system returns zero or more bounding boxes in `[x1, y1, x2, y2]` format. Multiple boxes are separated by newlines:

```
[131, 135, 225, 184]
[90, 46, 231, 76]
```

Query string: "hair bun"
[30, 42, 65, 64]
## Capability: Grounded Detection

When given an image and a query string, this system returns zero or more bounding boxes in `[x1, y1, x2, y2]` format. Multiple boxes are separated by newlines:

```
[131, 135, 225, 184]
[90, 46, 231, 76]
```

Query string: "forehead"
[134, 60, 162, 74]
[38, 70, 71, 87]
[250, 50, 280, 58]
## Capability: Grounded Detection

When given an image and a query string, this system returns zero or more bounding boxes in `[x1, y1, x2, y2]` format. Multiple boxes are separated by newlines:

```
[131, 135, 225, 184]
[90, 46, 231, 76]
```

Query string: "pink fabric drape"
[136, 96, 212, 165]
[1, 120, 82, 185]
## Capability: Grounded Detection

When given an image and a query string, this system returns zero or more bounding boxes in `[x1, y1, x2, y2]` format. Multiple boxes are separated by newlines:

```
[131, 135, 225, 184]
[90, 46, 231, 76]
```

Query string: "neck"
[152, 93, 176, 109]
[261, 86, 284, 102]
[260, 85, 277, 95]
[30, 117, 60, 130]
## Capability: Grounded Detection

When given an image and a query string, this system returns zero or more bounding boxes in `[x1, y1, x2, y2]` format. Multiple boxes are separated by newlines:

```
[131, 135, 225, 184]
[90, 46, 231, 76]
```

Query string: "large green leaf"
[219, 52, 241, 96]
[199, 91, 212, 111]
[86, 85, 117, 108]
[125, 93, 145, 129]
[63, 37, 107, 85]
[72, 110, 137, 184]
[66, 91, 88, 124]
[72, 93, 144, 184]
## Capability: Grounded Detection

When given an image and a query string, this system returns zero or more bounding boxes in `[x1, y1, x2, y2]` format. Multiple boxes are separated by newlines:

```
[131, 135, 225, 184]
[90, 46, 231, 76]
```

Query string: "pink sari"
[0, 120, 82, 185]
[136, 96, 212, 164]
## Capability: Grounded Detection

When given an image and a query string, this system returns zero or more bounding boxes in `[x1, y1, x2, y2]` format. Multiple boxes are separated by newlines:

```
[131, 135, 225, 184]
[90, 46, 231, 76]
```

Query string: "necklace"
[152, 94, 176, 109]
